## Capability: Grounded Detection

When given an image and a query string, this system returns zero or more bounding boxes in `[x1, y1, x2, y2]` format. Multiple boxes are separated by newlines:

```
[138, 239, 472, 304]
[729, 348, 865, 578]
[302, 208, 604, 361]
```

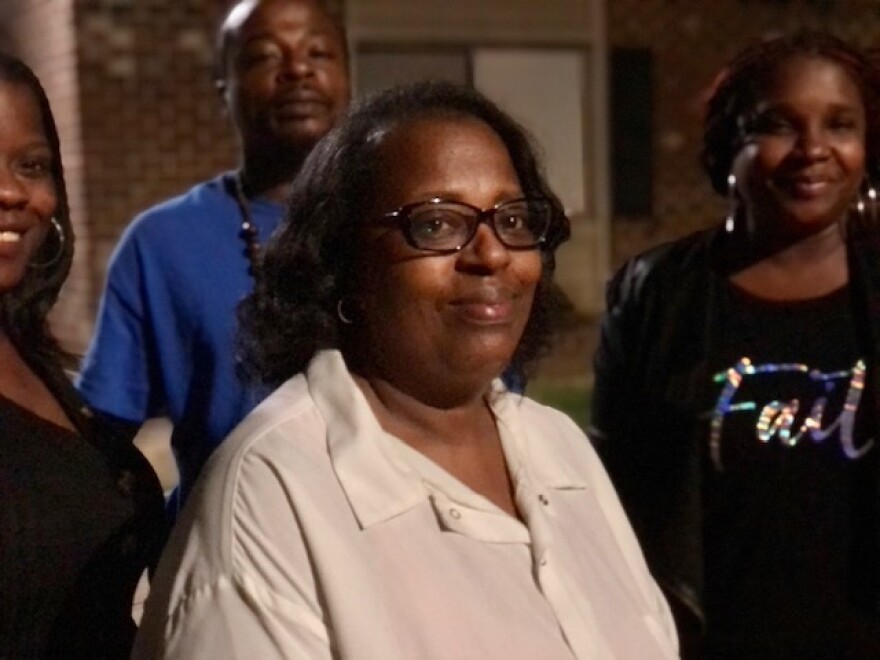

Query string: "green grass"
[527, 380, 592, 432]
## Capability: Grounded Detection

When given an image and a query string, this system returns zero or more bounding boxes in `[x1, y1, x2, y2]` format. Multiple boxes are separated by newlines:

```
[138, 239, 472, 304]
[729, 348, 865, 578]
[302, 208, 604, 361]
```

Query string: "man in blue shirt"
[78, 0, 350, 509]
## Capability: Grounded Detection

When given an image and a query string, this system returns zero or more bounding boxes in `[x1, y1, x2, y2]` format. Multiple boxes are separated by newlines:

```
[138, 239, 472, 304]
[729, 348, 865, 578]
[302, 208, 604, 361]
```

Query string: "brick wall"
[77, 0, 237, 344]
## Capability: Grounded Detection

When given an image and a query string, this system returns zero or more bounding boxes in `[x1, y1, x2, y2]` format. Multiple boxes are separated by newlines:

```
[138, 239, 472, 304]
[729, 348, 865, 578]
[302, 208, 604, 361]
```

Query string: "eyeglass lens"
[406, 199, 550, 251]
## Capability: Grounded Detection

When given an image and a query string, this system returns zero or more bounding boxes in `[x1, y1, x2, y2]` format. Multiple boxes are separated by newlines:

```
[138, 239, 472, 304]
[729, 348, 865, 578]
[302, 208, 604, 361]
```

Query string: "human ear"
[215, 78, 230, 116]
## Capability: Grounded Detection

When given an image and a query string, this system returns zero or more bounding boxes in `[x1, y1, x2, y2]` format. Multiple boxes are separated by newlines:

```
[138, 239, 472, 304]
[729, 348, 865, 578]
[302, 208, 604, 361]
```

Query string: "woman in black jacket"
[0, 52, 164, 657]
[592, 31, 880, 659]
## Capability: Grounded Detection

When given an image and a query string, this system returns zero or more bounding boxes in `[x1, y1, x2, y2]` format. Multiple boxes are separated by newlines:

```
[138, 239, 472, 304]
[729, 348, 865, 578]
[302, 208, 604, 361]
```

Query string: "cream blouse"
[134, 350, 678, 659]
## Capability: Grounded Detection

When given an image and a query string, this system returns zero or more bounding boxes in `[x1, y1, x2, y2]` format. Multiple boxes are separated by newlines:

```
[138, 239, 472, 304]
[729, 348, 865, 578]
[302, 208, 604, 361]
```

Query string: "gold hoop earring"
[29, 216, 65, 270]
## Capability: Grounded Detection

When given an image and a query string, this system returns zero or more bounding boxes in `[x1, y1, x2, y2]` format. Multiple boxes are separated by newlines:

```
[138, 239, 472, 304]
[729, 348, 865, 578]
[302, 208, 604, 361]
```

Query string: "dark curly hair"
[702, 31, 880, 196]
[0, 52, 74, 369]
[238, 80, 571, 388]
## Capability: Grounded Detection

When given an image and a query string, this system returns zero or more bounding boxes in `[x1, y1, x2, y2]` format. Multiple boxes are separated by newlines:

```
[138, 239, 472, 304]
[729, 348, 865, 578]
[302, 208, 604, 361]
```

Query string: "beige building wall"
[347, 0, 596, 43]
[349, 0, 611, 321]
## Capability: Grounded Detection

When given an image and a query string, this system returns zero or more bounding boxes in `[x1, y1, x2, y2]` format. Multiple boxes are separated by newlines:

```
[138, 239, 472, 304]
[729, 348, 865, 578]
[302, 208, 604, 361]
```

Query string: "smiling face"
[733, 55, 866, 239]
[352, 116, 543, 400]
[220, 0, 350, 158]
[0, 83, 56, 295]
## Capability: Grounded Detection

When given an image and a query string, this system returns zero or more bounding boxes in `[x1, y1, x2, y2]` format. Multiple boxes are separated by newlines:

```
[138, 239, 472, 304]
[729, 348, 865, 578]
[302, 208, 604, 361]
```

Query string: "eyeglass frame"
[378, 196, 556, 254]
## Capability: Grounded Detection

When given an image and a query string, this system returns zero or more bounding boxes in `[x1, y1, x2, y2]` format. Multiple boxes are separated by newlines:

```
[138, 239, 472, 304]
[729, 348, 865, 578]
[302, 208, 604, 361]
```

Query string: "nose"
[457, 223, 512, 273]
[0, 167, 27, 209]
[797, 126, 831, 160]
[279, 51, 314, 81]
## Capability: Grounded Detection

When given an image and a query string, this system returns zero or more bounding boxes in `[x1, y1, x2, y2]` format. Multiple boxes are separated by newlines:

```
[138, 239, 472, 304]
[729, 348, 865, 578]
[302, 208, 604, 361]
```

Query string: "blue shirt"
[78, 174, 283, 504]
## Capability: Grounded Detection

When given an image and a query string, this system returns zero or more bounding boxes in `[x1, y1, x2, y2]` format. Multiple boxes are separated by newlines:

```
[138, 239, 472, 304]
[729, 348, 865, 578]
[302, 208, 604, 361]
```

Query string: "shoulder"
[176, 374, 324, 558]
[103, 176, 236, 282]
[114, 176, 232, 249]
[512, 395, 596, 470]
[139, 375, 326, 627]
[204, 373, 323, 502]
[516, 394, 584, 439]
[611, 228, 716, 293]
[606, 227, 717, 311]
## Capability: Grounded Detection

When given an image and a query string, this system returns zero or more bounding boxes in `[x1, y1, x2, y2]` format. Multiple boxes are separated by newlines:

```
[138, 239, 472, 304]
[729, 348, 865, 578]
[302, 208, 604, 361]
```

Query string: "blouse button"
[449, 508, 462, 519]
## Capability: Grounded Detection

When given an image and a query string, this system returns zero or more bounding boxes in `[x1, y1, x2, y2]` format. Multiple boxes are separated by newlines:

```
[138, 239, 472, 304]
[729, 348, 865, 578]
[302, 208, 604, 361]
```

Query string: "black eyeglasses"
[381, 197, 555, 254]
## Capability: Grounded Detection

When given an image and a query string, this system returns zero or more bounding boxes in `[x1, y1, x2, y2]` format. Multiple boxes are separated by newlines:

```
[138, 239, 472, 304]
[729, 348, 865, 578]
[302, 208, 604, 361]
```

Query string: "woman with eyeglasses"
[134, 81, 678, 659]
[0, 52, 164, 657]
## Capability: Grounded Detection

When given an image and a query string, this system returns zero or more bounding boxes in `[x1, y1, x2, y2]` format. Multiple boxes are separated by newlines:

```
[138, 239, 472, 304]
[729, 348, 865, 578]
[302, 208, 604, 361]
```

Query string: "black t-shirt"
[703, 283, 880, 659]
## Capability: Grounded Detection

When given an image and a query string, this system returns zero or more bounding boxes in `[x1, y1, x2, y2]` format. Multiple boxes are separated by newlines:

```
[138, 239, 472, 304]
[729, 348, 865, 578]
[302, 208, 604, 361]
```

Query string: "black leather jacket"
[590, 226, 880, 650]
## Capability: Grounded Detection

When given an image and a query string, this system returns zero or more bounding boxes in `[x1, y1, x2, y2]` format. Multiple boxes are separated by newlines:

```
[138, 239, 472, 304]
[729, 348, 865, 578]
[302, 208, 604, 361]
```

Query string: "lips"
[0, 211, 46, 277]
[0, 215, 40, 255]
[452, 289, 517, 325]
[771, 167, 839, 201]
[0, 227, 27, 261]
[0, 217, 33, 240]
[788, 176, 832, 199]
[274, 88, 329, 118]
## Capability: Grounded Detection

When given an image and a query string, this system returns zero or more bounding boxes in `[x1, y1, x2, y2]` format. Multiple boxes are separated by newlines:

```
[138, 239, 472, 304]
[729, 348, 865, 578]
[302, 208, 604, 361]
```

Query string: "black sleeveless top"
[0, 363, 165, 658]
